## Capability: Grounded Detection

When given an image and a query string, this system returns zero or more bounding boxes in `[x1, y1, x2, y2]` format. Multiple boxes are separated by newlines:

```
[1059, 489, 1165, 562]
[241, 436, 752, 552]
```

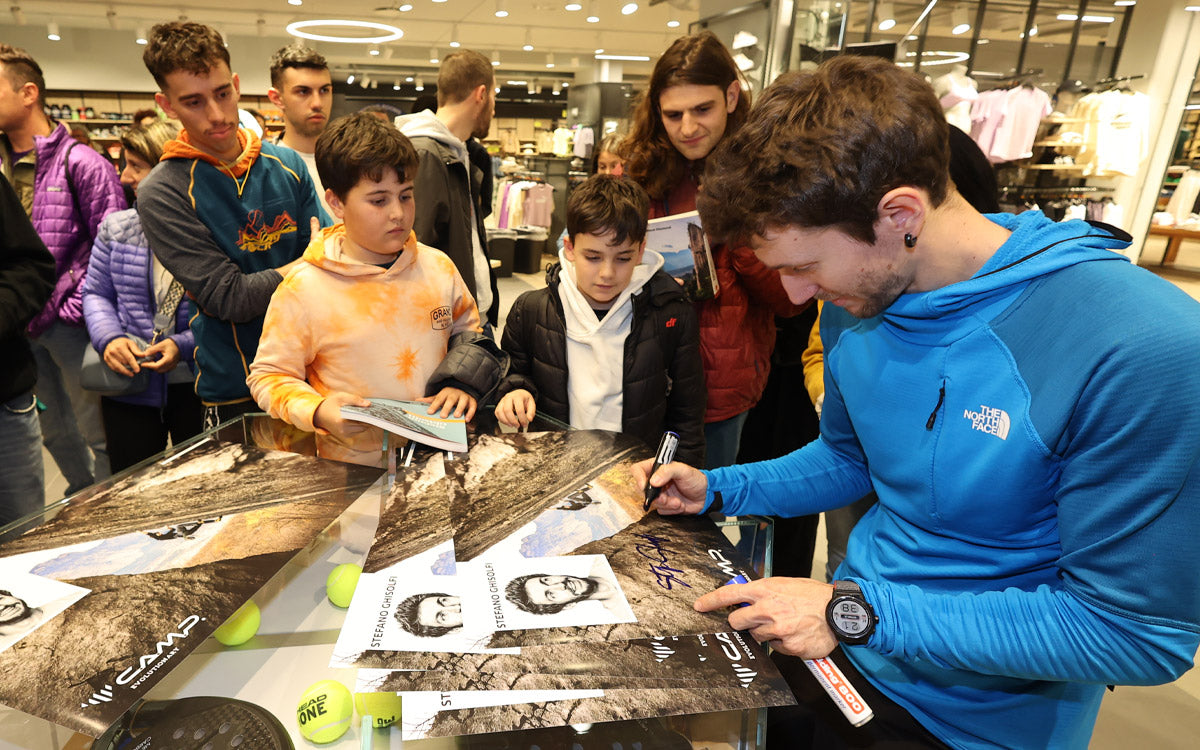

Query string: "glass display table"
[0, 414, 774, 750]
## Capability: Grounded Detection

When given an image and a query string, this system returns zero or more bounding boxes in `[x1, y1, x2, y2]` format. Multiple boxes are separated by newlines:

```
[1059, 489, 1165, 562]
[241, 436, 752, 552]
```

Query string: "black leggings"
[100, 383, 205, 473]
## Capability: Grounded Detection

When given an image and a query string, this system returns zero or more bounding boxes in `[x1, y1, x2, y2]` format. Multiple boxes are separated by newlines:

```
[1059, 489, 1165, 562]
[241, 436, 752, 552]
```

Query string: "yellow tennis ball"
[354, 691, 403, 728]
[212, 600, 260, 646]
[326, 563, 362, 608]
[297, 679, 353, 744]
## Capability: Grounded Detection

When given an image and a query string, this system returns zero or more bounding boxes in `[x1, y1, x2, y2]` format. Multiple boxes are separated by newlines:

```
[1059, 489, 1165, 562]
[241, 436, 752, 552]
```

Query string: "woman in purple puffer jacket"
[82, 121, 203, 472]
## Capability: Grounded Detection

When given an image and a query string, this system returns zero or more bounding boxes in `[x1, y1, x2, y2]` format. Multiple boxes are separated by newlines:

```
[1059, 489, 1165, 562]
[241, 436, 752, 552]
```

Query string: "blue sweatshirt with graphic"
[703, 211, 1200, 749]
[138, 129, 327, 405]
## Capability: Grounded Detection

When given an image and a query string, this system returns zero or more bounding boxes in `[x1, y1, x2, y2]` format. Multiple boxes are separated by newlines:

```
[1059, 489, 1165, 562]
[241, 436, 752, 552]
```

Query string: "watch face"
[831, 599, 871, 636]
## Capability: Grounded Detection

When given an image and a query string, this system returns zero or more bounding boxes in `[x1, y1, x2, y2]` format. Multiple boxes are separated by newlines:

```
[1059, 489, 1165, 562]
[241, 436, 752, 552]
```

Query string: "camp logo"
[81, 614, 203, 707]
[714, 632, 758, 688]
[963, 404, 1010, 440]
[650, 637, 677, 663]
[430, 306, 452, 330]
[237, 209, 297, 253]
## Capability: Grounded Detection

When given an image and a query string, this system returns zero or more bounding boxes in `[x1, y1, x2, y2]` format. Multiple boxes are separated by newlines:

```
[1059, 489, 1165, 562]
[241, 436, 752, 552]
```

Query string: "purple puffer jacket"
[82, 208, 195, 408]
[27, 122, 127, 337]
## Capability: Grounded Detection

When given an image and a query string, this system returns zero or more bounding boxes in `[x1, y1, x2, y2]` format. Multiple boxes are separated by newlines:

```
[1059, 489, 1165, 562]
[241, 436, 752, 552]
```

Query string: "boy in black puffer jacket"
[495, 175, 705, 465]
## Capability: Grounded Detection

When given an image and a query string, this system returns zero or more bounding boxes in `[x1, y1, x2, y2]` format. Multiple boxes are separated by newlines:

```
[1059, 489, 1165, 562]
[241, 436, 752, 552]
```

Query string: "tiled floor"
[35, 254, 1199, 747]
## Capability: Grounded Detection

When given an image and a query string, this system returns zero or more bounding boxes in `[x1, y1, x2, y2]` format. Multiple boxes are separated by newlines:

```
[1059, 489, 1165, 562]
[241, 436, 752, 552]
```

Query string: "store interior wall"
[0, 23, 282, 94]
[1116, 0, 1200, 263]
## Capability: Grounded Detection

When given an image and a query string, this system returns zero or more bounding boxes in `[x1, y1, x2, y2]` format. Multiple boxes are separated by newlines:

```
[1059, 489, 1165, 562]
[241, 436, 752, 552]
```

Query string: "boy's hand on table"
[314, 392, 371, 440]
[495, 389, 536, 428]
[422, 387, 476, 421]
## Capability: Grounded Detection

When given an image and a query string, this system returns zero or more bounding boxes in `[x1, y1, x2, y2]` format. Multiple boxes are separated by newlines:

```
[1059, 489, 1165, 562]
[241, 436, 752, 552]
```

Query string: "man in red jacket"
[624, 32, 807, 469]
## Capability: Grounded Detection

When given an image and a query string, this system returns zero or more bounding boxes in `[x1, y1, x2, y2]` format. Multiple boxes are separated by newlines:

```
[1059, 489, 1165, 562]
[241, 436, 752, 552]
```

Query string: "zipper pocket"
[926, 381, 945, 430]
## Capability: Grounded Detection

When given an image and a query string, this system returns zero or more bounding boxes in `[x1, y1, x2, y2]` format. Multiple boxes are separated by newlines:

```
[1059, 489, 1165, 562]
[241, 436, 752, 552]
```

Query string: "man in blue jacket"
[638, 56, 1200, 749]
[137, 22, 325, 428]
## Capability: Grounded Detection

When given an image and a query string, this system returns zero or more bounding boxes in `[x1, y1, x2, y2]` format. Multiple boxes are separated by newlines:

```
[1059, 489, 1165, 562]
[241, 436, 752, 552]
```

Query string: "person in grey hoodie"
[396, 50, 499, 327]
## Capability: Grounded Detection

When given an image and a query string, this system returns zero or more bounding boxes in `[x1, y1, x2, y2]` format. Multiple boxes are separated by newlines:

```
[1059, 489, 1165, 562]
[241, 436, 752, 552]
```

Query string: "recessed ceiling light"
[951, 7, 970, 35]
[877, 2, 896, 31]
[667, 20, 680, 28]
[1056, 13, 1114, 22]
[621, 3, 638, 15]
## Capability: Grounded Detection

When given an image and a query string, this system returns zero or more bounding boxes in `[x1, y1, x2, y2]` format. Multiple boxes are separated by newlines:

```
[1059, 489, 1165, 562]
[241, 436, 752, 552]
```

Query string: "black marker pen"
[643, 431, 679, 511]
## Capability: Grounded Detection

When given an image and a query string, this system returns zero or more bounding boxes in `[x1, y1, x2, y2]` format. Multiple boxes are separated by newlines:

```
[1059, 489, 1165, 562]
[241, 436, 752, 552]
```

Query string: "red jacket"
[651, 177, 806, 423]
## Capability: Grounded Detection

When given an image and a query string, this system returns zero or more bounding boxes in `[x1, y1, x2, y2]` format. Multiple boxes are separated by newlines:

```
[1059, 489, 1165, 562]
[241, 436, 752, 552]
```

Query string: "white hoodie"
[397, 109, 493, 315]
[557, 248, 665, 432]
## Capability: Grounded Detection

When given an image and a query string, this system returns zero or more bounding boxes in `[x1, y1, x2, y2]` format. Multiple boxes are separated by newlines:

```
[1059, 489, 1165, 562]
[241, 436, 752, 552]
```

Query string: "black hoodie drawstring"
[926, 382, 946, 430]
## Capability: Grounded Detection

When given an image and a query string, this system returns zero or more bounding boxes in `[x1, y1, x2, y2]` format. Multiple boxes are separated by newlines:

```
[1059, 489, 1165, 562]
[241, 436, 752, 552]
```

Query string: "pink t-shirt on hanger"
[969, 89, 1008, 161]
[988, 86, 1053, 163]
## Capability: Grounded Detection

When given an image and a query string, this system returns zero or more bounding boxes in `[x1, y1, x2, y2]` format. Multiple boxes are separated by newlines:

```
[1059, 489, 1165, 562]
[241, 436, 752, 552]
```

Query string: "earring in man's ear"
[904, 233, 917, 249]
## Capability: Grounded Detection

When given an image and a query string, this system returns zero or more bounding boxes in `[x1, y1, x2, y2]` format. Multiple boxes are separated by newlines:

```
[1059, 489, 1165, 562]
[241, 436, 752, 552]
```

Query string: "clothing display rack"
[1093, 74, 1144, 91]
[999, 185, 1113, 201]
[508, 169, 546, 182]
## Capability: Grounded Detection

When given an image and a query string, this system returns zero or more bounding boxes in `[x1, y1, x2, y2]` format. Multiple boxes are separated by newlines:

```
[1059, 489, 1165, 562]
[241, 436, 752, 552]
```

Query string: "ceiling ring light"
[286, 19, 403, 43]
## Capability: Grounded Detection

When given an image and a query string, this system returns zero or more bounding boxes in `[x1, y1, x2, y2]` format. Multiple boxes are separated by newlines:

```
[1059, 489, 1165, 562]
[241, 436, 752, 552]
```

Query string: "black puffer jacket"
[498, 263, 706, 465]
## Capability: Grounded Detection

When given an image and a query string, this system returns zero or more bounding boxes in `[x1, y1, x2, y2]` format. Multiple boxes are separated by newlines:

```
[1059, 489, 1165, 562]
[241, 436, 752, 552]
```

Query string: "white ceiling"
[6, 0, 704, 84]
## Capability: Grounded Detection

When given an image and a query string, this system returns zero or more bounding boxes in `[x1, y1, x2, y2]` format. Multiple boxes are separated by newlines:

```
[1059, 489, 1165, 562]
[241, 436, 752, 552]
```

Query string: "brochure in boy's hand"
[645, 210, 720, 300]
[341, 398, 468, 453]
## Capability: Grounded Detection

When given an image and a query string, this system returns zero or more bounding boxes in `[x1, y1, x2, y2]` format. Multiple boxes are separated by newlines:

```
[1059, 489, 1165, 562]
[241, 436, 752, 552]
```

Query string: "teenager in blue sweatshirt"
[637, 56, 1200, 749]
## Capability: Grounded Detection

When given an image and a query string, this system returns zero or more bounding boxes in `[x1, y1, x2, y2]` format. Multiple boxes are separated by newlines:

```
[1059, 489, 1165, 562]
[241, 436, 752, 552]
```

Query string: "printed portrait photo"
[462, 554, 636, 634]
[0, 569, 90, 654]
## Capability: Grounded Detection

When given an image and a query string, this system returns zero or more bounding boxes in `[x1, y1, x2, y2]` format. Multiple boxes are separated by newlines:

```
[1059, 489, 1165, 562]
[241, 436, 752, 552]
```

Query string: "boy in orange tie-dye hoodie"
[248, 112, 506, 466]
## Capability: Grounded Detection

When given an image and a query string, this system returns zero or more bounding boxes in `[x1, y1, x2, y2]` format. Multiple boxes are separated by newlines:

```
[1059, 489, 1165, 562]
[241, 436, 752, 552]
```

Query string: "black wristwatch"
[826, 580, 878, 645]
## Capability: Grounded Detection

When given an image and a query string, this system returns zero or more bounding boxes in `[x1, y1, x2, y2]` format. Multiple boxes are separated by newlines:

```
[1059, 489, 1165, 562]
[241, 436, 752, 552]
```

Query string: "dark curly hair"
[566, 174, 650, 245]
[143, 22, 231, 89]
[315, 111, 419, 199]
[697, 55, 950, 246]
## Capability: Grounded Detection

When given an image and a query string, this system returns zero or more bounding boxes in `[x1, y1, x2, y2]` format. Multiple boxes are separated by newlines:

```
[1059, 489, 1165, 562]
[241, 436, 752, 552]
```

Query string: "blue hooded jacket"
[705, 211, 1200, 748]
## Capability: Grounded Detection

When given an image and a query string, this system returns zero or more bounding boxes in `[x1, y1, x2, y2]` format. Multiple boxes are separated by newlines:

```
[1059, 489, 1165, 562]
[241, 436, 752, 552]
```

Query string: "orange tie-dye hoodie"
[247, 224, 482, 466]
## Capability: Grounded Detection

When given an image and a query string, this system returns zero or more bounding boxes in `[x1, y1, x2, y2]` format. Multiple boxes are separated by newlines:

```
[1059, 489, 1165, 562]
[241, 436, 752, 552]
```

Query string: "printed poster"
[0, 439, 381, 737]
[0, 569, 89, 654]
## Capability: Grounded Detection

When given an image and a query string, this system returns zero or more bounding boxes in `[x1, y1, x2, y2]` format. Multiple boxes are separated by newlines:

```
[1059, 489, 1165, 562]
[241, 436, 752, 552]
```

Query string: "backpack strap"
[61, 139, 96, 244]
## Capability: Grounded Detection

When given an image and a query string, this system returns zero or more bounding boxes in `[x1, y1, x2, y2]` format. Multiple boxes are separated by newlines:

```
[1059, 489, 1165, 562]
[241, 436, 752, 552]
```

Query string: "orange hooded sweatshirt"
[247, 224, 481, 466]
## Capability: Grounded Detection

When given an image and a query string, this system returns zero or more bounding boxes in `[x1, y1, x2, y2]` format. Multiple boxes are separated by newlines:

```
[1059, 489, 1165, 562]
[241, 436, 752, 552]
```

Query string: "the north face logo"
[963, 405, 1010, 440]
